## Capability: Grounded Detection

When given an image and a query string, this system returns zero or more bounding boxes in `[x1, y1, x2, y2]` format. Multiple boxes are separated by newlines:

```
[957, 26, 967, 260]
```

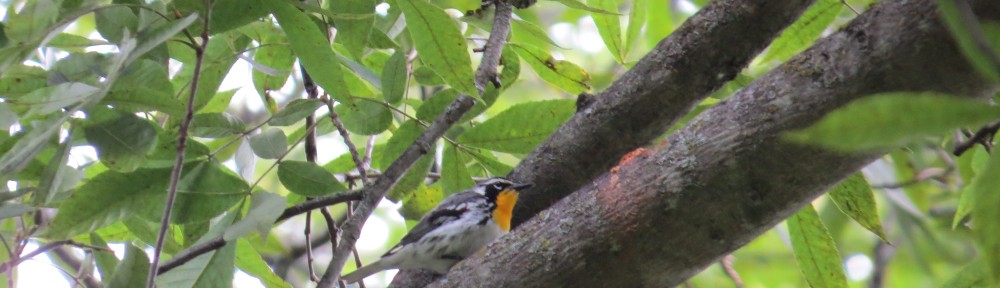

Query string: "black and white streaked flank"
[340, 177, 531, 283]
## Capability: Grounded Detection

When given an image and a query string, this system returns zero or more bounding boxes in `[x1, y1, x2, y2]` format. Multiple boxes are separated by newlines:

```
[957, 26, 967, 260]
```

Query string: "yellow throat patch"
[493, 190, 519, 231]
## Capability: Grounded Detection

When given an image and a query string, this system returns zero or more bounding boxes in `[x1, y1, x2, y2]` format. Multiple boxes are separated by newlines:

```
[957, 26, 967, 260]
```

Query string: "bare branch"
[146, 5, 211, 286]
[157, 190, 363, 274]
[0, 240, 103, 274]
[953, 121, 1000, 156]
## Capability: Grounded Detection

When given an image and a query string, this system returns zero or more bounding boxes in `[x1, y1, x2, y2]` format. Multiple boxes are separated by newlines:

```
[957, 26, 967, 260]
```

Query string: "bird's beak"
[510, 183, 533, 191]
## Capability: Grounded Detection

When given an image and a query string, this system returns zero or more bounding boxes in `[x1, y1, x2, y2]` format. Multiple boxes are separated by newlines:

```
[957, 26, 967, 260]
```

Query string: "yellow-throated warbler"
[341, 177, 532, 283]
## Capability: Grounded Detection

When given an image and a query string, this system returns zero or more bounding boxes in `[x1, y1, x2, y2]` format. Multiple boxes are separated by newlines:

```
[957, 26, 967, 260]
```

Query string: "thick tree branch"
[432, 0, 999, 286]
[507, 0, 820, 226]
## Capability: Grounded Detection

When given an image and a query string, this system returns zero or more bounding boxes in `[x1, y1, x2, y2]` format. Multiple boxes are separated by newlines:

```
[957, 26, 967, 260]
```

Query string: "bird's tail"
[341, 259, 392, 284]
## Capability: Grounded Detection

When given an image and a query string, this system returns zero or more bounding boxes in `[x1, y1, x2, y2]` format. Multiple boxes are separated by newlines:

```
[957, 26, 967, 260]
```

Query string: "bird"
[341, 177, 532, 283]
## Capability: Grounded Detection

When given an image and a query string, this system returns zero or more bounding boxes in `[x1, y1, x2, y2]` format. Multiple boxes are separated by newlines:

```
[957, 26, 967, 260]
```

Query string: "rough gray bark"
[391, 0, 816, 285]
[423, 0, 999, 287]
[507, 0, 819, 226]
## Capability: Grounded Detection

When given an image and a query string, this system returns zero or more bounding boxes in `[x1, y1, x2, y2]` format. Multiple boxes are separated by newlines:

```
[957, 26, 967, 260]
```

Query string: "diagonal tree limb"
[391, 0, 819, 286]
[507, 0, 822, 226]
[430, 0, 1000, 286]
[315, 3, 514, 285]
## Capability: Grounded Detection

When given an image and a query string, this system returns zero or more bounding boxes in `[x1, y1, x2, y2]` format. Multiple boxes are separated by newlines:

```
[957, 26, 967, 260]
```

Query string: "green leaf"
[397, 0, 478, 96]
[145, 161, 249, 224]
[324, 144, 385, 173]
[510, 43, 591, 94]
[94, 6, 138, 44]
[224, 191, 285, 241]
[278, 160, 347, 197]
[787, 205, 848, 288]
[328, 0, 376, 59]
[46, 161, 246, 239]
[269, 99, 324, 126]
[382, 120, 432, 201]
[106, 59, 183, 116]
[786, 93, 1000, 151]
[236, 239, 292, 288]
[382, 50, 409, 105]
[145, 130, 211, 168]
[267, 0, 352, 104]
[416, 89, 460, 121]
[0, 203, 33, 220]
[388, 154, 434, 202]
[170, 31, 251, 112]
[191, 112, 246, 138]
[970, 152, 1000, 283]
[399, 183, 444, 220]
[624, 0, 647, 61]
[207, 0, 272, 35]
[940, 259, 994, 288]
[413, 65, 446, 86]
[0, 65, 48, 97]
[763, 0, 842, 62]
[89, 234, 119, 282]
[546, 0, 620, 14]
[381, 120, 426, 169]
[106, 243, 149, 288]
[588, 0, 624, 63]
[128, 13, 199, 64]
[248, 128, 288, 159]
[938, 1, 1000, 82]
[827, 173, 889, 242]
[511, 19, 565, 49]
[157, 212, 238, 288]
[0, 115, 64, 177]
[243, 22, 294, 98]
[10, 82, 98, 118]
[121, 217, 183, 254]
[83, 109, 158, 172]
[499, 46, 521, 88]
[442, 143, 475, 194]
[954, 183, 975, 229]
[335, 99, 392, 135]
[200, 89, 239, 114]
[463, 148, 512, 176]
[46, 33, 110, 50]
[457, 99, 575, 153]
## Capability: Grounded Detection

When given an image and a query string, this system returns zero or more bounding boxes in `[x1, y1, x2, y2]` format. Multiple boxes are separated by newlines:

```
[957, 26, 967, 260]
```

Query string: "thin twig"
[0, 233, 11, 287]
[301, 48, 323, 284]
[364, 136, 376, 172]
[157, 190, 364, 274]
[870, 167, 953, 189]
[718, 255, 743, 288]
[147, 5, 211, 286]
[325, 98, 369, 182]
[0, 240, 102, 273]
[953, 121, 1000, 156]
[305, 212, 320, 282]
[51, 246, 101, 288]
[315, 1, 515, 286]
[840, 0, 860, 15]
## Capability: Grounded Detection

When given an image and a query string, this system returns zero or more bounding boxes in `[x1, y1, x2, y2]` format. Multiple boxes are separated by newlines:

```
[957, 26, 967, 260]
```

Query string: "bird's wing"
[383, 191, 482, 256]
